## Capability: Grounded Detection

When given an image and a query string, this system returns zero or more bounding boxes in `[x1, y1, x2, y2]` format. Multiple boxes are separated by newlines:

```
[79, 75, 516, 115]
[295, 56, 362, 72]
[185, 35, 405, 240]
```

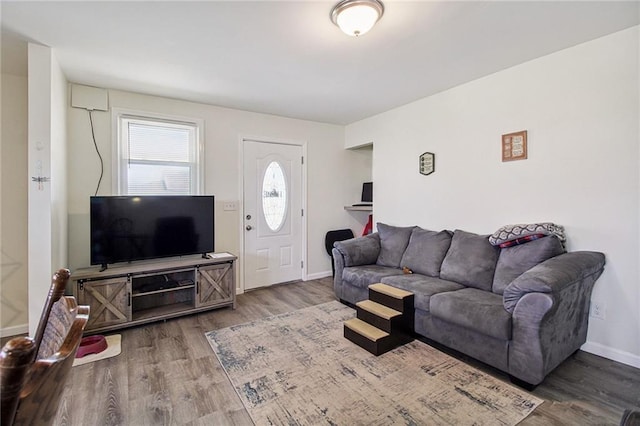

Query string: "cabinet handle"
[196, 281, 199, 294]
[128, 292, 131, 306]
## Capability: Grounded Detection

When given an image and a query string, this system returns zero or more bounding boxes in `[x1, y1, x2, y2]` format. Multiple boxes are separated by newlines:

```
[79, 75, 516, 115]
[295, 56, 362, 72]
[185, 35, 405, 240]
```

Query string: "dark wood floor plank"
[186, 408, 253, 426]
[177, 318, 216, 360]
[46, 277, 639, 425]
[95, 363, 128, 426]
[522, 400, 614, 425]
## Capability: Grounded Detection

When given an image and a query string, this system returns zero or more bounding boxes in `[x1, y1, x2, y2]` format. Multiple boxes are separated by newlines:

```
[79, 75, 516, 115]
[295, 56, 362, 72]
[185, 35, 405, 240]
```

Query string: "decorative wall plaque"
[502, 130, 528, 162]
[419, 152, 435, 175]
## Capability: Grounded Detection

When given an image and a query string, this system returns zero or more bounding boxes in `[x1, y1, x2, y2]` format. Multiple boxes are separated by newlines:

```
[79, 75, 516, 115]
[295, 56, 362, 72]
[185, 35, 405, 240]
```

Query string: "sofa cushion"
[342, 265, 404, 290]
[430, 288, 512, 341]
[492, 235, 565, 294]
[334, 233, 380, 266]
[400, 228, 452, 277]
[381, 274, 464, 312]
[440, 230, 499, 291]
[376, 223, 415, 268]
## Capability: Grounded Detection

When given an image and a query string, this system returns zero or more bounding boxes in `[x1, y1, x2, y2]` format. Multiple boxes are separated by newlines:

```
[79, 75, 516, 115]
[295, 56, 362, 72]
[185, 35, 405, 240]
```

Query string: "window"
[114, 110, 203, 195]
[262, 161, 288, 231]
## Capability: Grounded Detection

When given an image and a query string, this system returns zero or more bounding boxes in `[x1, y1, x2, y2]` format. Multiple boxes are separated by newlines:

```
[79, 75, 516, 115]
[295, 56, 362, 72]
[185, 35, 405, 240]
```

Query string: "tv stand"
[71, 253, 236, 334]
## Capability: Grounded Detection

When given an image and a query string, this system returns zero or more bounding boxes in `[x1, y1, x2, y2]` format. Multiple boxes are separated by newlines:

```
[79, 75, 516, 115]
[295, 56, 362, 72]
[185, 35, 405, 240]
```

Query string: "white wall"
[27, 44, 68, 335]
[51, 51, 68, 275]
[0, 73, 29, 336]
[346, 27, 640, 367]
[67, 89, 367, 285]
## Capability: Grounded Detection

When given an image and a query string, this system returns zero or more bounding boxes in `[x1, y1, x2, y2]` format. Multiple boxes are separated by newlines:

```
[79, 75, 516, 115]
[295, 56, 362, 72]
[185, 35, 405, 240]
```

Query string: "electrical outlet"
[590, 301, 606, 320]
[223, 201, 238, 211]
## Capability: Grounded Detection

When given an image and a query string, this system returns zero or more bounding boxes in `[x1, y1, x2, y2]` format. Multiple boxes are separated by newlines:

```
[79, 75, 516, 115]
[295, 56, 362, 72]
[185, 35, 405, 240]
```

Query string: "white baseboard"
[305, 270, 332, 281]
[581, 341, 640, 369]
[1, 324, 28, 338]
[236, 271, 331, 293]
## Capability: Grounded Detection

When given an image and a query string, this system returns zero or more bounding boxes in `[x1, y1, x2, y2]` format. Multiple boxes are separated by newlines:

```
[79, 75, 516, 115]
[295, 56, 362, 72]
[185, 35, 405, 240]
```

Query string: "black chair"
[325, 229, 355, 277]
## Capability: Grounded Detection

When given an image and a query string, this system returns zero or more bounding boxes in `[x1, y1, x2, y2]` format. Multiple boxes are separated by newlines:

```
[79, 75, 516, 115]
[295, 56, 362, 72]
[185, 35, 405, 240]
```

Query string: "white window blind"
[115, 113, 203, 195]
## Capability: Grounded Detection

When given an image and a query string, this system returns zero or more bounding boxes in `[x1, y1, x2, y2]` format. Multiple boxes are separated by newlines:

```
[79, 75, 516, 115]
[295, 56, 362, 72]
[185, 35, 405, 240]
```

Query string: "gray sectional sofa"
[332, 223, 606, 387]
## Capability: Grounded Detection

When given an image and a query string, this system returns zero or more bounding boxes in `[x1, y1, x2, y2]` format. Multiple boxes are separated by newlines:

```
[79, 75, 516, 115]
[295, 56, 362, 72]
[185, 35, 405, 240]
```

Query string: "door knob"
[246, 225, 253, 231]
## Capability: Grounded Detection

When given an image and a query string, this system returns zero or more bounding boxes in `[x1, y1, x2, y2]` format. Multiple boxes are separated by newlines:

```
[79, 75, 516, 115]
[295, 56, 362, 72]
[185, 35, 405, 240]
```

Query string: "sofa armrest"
[333, 233, 380, 267]
[503, 251, 605, 314]
[332, 233, 380, 302]
[507, 251, 605, 385]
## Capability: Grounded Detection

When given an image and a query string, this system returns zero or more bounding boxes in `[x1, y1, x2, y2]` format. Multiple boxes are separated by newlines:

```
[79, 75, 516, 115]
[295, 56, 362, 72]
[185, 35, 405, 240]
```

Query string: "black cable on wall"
[88, 110, 104, 196]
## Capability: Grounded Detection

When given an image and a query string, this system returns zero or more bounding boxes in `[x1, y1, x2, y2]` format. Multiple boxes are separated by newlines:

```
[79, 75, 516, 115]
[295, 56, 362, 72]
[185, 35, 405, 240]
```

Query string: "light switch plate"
[223, 201, 238, 211]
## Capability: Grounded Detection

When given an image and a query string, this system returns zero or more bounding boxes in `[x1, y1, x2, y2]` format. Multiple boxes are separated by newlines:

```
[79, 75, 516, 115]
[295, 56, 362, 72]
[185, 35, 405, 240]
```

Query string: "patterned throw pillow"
[489, 223, 566, 247]
[498, 234, 545, 248]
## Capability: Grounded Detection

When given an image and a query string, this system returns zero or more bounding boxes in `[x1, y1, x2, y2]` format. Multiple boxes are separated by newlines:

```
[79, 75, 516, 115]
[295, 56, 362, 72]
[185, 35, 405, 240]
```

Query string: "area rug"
[72, 334, 121, 367]
[205, 301, 543, 425]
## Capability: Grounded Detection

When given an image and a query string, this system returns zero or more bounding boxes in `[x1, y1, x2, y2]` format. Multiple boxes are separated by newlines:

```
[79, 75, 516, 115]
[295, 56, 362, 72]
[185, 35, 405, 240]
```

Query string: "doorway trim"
[238, 135, 308, 293]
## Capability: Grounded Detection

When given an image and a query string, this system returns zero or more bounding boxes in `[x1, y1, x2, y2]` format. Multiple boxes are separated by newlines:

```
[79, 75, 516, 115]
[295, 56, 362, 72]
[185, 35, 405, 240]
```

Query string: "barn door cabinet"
[72, 253, 236, 334]
[196, 262, 234, 307]
[76, 276, 131, 331]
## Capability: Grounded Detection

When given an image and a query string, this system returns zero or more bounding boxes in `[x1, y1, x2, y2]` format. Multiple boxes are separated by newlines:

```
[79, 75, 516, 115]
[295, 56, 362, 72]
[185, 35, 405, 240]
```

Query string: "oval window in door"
[262, 161, 288, 231]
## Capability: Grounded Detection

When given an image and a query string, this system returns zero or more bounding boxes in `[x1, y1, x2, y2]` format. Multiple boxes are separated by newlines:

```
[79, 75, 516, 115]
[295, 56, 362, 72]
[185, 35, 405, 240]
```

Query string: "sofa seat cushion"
[440, 230, 499, 291]
[430, 288, 512, 340]
[342, 265, 404, 290]
[400, 228, 453, 277]
[376, 223, 415, 268]
[380, 274, 465, 312]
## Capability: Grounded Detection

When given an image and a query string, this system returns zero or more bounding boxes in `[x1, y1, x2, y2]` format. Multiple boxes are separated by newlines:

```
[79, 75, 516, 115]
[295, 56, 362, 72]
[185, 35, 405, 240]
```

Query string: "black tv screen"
[90, 195, 214, 267]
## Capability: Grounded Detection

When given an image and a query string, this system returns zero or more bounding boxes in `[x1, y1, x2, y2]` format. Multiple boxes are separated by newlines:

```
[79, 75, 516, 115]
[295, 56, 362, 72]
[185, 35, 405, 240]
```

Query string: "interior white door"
[243, 140, 303, 290]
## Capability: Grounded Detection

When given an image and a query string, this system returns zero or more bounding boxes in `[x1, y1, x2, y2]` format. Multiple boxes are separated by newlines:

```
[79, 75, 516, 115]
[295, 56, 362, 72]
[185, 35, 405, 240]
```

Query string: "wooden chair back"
[0, 269, 89, 426]
[32, 269, 71, 359]
[0, 338, 36, 426]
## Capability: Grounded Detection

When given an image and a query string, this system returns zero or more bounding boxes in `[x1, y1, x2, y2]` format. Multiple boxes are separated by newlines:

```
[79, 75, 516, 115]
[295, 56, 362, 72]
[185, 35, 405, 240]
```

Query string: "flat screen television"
[90, 195, 214, 268]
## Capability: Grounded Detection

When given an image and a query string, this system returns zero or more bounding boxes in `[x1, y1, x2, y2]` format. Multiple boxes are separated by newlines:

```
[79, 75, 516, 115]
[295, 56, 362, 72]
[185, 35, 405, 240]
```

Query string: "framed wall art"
[502, 130, 527, 162]
[419, 152, 435, 175]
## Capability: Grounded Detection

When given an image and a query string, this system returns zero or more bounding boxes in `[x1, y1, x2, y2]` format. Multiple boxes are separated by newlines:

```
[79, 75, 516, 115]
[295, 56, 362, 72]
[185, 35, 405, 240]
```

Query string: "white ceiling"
[1, 1, 638, 125]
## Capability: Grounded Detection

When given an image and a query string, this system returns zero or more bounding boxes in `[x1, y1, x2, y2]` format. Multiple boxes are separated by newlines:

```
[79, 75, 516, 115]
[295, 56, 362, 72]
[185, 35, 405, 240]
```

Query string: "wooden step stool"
[344, 283, 415, 356]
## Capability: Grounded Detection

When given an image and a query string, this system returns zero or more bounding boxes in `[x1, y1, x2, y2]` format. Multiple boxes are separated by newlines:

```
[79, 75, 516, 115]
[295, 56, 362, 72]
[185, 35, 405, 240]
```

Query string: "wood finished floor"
[45, 277, 639, 425]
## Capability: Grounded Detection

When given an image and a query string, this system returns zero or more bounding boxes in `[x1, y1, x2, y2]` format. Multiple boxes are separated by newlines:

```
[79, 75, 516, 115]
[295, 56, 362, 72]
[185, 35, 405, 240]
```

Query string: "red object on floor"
[76, 335, 108, 358]
[362, 214, 373, 236]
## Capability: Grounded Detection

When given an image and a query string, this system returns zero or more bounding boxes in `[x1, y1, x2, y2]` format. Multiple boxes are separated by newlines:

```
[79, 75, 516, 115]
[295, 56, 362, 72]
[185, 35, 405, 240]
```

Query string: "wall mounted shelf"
[344, 205, 373, 212]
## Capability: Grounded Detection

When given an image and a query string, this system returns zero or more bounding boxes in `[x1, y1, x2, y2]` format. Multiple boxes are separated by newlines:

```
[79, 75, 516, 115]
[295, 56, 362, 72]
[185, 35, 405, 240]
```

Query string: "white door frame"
[237, 136, 308, 293]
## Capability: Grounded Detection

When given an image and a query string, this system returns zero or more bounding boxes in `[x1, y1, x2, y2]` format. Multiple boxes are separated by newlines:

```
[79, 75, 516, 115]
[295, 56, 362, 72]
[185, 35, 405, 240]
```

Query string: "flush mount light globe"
[331, 0, 384, 37]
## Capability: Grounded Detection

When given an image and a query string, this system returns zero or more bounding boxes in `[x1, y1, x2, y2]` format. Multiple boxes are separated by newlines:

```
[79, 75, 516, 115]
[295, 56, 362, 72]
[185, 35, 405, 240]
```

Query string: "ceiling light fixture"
[330, 0, 384, 37]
